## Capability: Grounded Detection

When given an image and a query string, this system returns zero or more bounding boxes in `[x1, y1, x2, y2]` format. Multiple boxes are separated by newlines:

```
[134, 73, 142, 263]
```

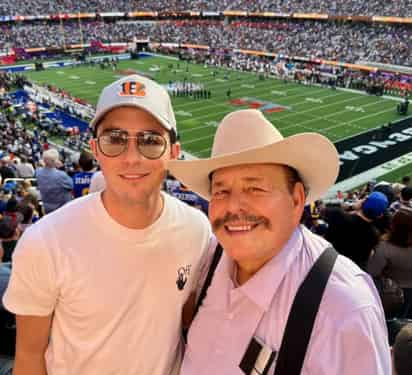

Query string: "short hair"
[389, 207, 412, 247]
[393, 323, 412, 375]
[401, 176, 410, 185]
[78, 150, 95, 172]
[42, 149, 60, 167]
[283, 165, 308, 197]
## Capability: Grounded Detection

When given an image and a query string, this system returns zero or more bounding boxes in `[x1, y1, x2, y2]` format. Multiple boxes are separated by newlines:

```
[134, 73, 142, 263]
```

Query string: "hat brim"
[168, 133, 339, 203]
[90, 103, 173, 133]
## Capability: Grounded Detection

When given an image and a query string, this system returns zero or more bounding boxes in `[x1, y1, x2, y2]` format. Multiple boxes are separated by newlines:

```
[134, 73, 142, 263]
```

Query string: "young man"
[169, 109, 391, 374]
[3, 74, 212, 375]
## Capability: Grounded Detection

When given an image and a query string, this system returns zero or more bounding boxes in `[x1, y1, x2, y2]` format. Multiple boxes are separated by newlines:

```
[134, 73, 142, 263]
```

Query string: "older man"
[35, 149, 73, 214]
[169, 109, 391, 374]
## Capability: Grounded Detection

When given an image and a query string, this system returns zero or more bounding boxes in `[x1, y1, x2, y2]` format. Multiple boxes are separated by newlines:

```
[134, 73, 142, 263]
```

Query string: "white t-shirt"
[88, 171, 106, 193]
[3, 192, 212, 375]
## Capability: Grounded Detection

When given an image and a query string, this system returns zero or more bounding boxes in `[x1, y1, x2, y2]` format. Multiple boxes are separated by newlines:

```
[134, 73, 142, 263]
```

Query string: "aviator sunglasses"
[96, 129, 168, 159]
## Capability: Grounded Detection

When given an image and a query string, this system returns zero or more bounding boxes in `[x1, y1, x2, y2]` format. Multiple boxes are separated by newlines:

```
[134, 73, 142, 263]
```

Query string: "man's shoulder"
[303, 229, 382, 316]
[165, 192, 209, 226]
[27, 194, 98, 234]
[324, 255, 382, 317]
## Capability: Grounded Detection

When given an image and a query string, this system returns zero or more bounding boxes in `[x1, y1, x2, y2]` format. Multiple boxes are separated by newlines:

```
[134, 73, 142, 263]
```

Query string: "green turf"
[378, 165, 412, 183]
[23, 56, 410, 160]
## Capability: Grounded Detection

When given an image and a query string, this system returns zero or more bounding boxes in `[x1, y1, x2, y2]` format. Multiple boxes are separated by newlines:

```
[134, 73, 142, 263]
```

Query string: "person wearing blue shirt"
[36, 149, 73, 214]
[72, 150, 96, 198]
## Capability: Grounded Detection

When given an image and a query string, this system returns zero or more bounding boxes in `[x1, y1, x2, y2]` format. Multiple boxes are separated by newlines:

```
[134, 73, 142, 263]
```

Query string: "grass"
[22, 56, 412, 181]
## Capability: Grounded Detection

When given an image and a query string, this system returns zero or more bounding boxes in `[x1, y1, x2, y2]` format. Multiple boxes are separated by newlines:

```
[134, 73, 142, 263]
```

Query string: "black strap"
[274, 247, 338, 375]
[193, 243, 223, 317]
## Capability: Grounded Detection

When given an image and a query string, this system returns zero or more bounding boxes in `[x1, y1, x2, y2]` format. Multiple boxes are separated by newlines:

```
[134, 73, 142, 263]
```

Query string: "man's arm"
[13, 314, 52, 375]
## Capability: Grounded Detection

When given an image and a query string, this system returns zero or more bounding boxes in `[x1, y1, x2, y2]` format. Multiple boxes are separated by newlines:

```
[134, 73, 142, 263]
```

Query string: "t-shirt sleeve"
[2, 225, 59, 316]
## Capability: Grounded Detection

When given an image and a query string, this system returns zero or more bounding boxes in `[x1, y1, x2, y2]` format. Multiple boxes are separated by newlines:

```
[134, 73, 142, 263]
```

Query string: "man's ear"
[90, 138, 98, 159]
[170, 142, 181, 160]
[292, 182, 306, 222]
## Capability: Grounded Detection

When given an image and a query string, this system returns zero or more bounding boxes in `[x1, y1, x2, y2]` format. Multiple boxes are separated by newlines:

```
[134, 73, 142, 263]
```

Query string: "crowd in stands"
[0, 0, 410, 16]
[0, 20, 410, 66]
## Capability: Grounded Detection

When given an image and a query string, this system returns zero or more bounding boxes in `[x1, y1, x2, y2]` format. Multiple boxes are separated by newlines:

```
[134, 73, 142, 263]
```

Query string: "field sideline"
[23, 56, 412, 182]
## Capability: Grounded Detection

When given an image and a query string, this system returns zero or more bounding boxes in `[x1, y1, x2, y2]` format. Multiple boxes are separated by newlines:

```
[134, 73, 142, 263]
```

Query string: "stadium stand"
[0, 20, 410, 66]
[0, 0, 411, 16]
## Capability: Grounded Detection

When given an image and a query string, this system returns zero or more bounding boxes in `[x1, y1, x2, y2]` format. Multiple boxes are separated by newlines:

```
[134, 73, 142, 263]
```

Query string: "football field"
[23, 56, 407, 157]
[22, 56, 412, 183]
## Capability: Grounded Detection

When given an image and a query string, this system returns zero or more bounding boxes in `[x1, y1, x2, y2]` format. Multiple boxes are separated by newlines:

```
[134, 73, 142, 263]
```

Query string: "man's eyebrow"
[211, 180, 225, 189]
[211, 176, 264, 188]
[242, 176, 264, 183]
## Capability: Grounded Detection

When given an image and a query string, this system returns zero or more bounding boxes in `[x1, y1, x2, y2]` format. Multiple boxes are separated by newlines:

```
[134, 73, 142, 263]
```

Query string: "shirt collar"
[227, 226, 304, 312]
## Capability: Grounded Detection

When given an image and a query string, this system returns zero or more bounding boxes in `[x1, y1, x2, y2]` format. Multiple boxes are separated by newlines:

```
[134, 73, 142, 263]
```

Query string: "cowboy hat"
[168, 109, 340, 203]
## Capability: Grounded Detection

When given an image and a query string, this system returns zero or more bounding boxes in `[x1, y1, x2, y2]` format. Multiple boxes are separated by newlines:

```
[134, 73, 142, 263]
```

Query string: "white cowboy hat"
[168, 109, 340, 203]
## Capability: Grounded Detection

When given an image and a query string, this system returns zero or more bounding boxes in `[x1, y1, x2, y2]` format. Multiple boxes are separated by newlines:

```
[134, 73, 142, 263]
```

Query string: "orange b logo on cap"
[119, 81, 146, 97]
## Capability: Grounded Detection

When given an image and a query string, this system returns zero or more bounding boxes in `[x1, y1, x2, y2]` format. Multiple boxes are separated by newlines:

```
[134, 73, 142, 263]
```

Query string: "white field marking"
[241, 84, 255, 89]
[280, 98, 390, 130]
[304, 105, 398, 137]
[113, 75, 123, 78]
[175, 110, 193, 117]
[271, 90, 286, 96]
[181, 134, 214, 145]
[178, 92, 356, 125]
[175, 69, 183, 72]
[215, 78, 226, 82]
[56, 71, 65, 75]
[180, 122, 219, 134]
[333, 105, 400, 128]
[206, 120, 219, 127]
[191, 73, 203, 77]
[274, 95, 382, 121]
[195, 147, 213, 155]
[69, 75, 80, 79]
[345, 105, 365, 113]
[85, 80, 96, 85]
[305, 97, 323, 104]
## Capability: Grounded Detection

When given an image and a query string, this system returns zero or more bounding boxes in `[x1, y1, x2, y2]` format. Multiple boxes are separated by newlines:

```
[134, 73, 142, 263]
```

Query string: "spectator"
[368, 207, 412, 318]
[35, 148, 73, 214]
[323, 191, 388, 269]
[0, 215, 21, 263]
[0, 157, 16, 182]
[390, 187, 412, 214]
[14, 155, 34, 179]
[17, 203, 34, 233]
[392, 323, 412, 375]
[401, 176, 410, 187]
[72, 150, 96, 198]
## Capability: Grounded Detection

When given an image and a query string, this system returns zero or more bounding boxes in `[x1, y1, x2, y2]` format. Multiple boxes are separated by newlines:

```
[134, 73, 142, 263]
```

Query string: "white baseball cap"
[90, 74, 177, 135]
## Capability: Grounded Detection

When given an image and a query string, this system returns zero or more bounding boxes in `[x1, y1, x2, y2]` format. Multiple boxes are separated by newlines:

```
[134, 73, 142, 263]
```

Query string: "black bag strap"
[274, 247, 338, 375]
[193, 243, 223, 317]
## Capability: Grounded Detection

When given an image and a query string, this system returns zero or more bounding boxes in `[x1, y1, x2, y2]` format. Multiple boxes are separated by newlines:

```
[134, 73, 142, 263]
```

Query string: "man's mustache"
[212, 212, 271, 231]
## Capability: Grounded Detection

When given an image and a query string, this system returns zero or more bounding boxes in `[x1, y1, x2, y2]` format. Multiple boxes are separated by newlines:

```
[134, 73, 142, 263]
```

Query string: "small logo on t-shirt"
[176, 264, 191, 291]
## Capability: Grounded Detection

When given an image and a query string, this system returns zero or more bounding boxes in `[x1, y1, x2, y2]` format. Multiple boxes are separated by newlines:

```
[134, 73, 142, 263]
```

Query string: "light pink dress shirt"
[182, 226, 391, 375]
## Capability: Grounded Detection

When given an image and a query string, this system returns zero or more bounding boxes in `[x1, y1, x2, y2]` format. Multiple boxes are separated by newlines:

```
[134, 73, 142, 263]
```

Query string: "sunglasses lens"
[99, 133, 127, 157]
[138, 133, 167, 159]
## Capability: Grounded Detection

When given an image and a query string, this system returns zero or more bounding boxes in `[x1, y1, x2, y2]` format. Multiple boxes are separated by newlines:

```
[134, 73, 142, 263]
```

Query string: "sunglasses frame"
[96, 129, 168, 159]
